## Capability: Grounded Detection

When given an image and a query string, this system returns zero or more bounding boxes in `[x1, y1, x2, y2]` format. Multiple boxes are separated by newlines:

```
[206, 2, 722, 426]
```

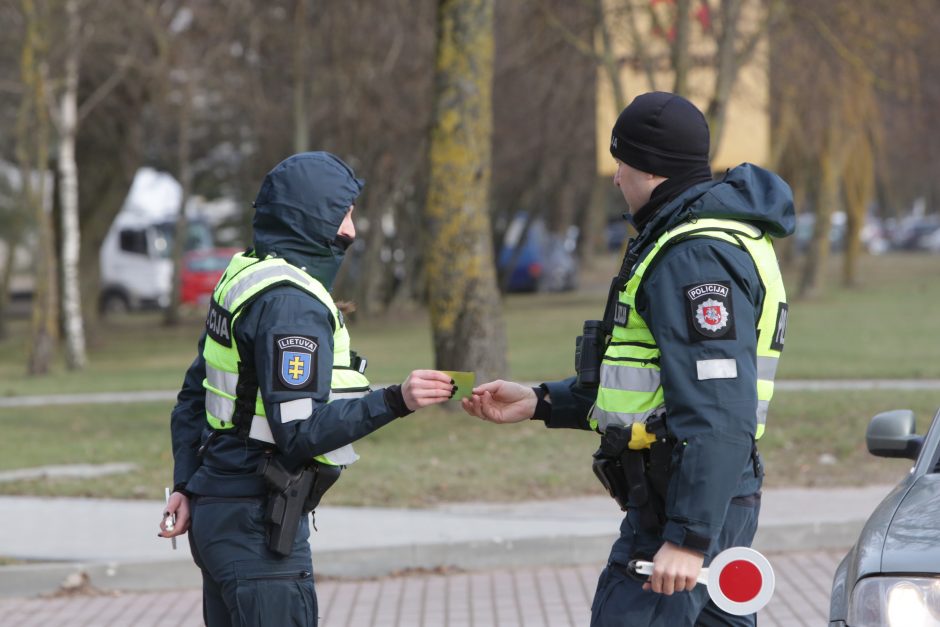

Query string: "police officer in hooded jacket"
[159, 152, 455, 626]
[462, 92, 794, 626]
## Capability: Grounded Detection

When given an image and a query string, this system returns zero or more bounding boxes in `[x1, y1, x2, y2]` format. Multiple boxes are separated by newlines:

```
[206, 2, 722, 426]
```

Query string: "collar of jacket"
[252, 242, 345, 291]
[631, 165, 714, 233]
[631, 177, 716, 254]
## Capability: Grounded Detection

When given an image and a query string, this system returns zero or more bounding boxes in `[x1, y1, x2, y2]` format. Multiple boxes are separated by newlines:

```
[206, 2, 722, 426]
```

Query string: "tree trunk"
[76, 106, 145, 339]
[164, 78, 193, 326]
[778, 174, 804, 268]
[0, 242, 13, 339]
[293, 0, 310, 153]
[624, 0, 658, 91]
[671, 0, 692, 95]
[424, 0, 507, 381]
[59, 0, 87, 369]
[19, 0, 59, 375]
[798, 151, 838, 298]
[841, 134, 873, 287]
[599, 0, 627, 110]
[706, 0, 744, 160]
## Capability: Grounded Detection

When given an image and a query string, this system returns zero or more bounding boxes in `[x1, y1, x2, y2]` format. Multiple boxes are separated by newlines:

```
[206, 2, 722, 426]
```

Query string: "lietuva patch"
[685, 281, 736, 341]
[274, 335, 318, 391]
[206, 298, 233, 347]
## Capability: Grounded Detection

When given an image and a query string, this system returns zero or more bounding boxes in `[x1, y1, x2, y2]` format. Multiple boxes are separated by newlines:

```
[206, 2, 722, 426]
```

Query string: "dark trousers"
[188, 496, 317, 627]
[590, 493, 761, 627]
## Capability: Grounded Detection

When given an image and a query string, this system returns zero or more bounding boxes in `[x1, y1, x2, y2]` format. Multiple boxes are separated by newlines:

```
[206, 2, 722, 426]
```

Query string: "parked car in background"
[180, 247, 242, 306]
[889, 216, 940, 252]
[793, 211, 891, 255]
[99, 168, 215, 315]
[497, 214, 579, 293]
[605, 216, 630, 252]
[99, 215, 214, 314]
[828, 406, 940, 626]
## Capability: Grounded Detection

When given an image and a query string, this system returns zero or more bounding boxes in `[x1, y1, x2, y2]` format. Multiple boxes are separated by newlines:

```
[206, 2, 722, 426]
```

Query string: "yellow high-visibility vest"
[591, 219, 787, 447]
[202, 252, 370, 465]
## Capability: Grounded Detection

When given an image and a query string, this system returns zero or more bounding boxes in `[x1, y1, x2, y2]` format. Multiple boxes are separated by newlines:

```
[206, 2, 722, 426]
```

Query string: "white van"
[98, 214, 213, 313]
[98, 168, 213, 314]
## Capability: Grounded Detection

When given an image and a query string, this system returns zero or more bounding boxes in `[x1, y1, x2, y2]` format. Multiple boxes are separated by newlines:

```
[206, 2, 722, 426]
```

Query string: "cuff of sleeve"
[383, 385, 414, 418]
[531, 385, 552, 422]
[173, 482, 193, 498]
[541, 378, 591, 429]
[662, 519, 712, 554]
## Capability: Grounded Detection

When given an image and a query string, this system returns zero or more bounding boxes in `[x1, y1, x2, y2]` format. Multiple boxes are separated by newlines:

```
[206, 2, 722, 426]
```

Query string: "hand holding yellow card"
[442, 371, 475, 401]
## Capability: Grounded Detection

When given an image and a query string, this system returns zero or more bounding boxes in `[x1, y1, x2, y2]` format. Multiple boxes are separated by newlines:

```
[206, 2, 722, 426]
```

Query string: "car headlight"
[849, 577, 940, 626]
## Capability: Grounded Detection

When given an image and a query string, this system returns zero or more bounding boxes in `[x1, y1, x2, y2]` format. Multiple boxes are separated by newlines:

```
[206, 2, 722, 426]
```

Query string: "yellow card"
[442, 371, 475, 401]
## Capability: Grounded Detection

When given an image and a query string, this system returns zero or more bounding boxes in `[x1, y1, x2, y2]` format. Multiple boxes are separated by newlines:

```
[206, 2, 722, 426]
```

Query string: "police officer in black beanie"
[463, 92, 794, 626]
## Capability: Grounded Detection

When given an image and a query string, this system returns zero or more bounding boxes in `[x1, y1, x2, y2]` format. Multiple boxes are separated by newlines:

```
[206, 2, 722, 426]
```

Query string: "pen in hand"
[164, 487, 177, 550]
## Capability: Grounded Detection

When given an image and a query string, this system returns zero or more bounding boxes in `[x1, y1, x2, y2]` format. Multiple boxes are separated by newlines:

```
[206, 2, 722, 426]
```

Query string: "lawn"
[0, 391, 935, 504]
[0, 252, 937, 503]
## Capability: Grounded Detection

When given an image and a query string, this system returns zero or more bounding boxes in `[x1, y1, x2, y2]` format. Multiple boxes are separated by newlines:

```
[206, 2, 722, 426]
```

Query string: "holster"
[591, 425, 633, 511]
[259, 456, 341, 557]
[592, 420, 675, 530]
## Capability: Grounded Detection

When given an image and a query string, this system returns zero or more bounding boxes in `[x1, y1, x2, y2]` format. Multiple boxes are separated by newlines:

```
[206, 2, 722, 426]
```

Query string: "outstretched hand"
[460, 379, 536, 424]
[401, 369, 456, 410]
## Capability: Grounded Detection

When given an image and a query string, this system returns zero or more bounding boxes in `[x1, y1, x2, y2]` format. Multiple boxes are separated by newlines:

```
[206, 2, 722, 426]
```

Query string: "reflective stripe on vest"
[201, 253, 371, 466]
[591, 219, 787, 443]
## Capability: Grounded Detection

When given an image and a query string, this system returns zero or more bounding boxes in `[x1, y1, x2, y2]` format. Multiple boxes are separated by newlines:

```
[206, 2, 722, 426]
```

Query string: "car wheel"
[100, 291, 130, 317]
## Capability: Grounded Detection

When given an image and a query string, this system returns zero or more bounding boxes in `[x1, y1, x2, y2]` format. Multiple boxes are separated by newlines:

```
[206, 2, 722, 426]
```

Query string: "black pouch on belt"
[303, 462, 342, 514]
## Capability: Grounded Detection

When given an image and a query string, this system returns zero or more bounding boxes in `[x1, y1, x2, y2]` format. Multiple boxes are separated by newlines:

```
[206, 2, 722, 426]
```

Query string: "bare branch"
[537, 0, 598, 59]
[804, 8, 886, 89]
[76, 55, 131, 124]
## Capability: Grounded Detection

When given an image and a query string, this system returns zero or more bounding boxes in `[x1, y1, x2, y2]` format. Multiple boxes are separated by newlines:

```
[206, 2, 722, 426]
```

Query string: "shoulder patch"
[770, 302, 788, 351]
[685, 281, 736, 341]
[274, 335, 319, 391]
[613, 302, 630, 327]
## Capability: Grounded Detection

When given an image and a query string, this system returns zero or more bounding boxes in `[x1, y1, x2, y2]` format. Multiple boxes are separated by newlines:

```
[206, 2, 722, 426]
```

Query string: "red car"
[180, 247, 241, 306]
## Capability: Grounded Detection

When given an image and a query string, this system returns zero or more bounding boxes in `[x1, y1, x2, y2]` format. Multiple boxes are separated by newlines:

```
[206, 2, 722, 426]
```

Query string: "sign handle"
[628, 560, 710, 586]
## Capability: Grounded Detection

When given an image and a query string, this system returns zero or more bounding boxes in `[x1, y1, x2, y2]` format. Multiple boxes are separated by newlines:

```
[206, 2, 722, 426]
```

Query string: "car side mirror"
[866, 409, 923, 460]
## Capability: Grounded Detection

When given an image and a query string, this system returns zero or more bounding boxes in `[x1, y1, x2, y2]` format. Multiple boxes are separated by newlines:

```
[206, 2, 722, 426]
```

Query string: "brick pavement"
[0, 551, 843, 626]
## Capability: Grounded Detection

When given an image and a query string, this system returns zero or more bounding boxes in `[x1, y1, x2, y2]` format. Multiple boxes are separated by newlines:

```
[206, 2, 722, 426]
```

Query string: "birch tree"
[55, 0, 85, 368]
[424, 0, 507, 380]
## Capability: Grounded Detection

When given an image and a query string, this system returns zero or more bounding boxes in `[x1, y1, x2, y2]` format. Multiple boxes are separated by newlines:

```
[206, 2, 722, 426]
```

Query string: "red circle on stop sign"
[718, 559, 762, 602]
[706, 547, 776, 616]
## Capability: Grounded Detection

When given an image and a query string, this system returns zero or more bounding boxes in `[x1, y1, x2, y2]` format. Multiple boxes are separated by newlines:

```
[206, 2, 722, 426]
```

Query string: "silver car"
[829, 407, 940, 626]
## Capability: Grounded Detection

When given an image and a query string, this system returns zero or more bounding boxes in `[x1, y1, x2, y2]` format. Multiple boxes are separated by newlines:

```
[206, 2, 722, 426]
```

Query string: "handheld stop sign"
[629, 547, 775, 616]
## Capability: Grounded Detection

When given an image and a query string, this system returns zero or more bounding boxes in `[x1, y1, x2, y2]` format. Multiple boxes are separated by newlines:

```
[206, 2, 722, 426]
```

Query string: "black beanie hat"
[610, 91, 710, 178]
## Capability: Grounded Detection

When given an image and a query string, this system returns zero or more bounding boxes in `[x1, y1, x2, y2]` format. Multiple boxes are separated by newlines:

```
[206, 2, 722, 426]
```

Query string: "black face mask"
[333, 234, 355, 252]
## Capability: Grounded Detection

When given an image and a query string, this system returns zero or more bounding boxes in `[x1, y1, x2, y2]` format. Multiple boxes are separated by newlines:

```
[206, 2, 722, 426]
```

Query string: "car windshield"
[153, 221, 214, 259]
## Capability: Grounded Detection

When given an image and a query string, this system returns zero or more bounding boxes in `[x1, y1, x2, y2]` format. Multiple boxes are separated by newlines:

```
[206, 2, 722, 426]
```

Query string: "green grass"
[760, 389, 938, 488]
[778, 254, 940, 379]
[0, 252, 938, 503]
[1, 390, 936, 503]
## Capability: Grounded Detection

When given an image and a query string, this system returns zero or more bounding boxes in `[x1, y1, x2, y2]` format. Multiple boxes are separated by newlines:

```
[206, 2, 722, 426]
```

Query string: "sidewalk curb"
[0, 519, 856, 598]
